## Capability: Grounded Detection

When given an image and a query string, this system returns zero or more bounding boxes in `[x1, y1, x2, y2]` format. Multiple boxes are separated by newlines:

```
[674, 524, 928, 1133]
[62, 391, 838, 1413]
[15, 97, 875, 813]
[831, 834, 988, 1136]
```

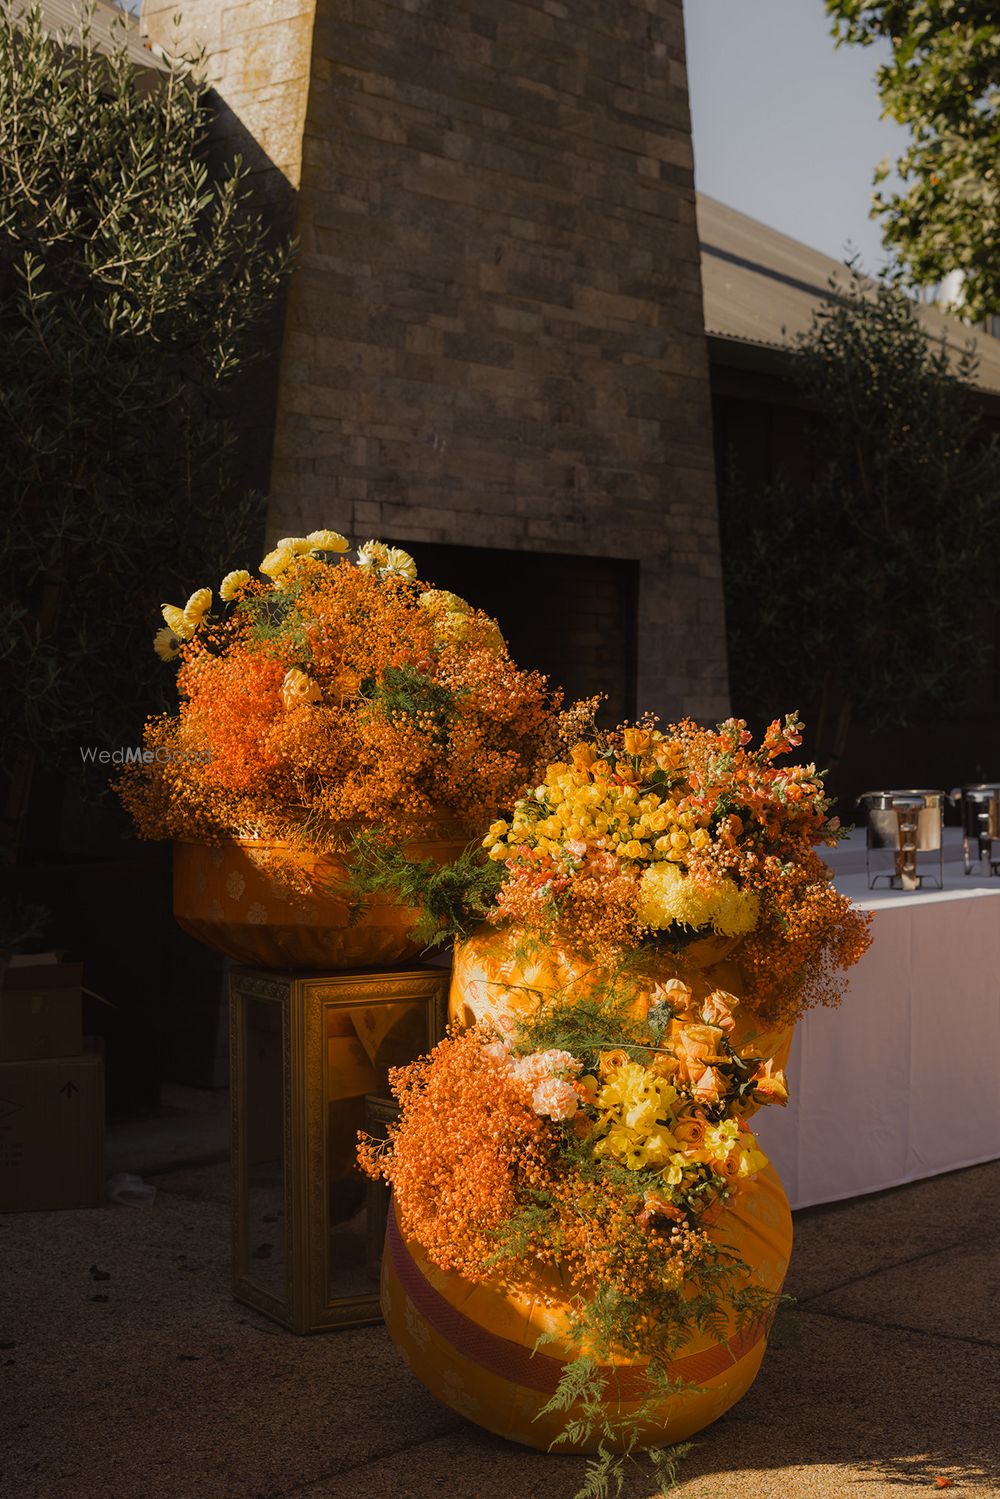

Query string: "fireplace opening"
[413, 542, 639, 725]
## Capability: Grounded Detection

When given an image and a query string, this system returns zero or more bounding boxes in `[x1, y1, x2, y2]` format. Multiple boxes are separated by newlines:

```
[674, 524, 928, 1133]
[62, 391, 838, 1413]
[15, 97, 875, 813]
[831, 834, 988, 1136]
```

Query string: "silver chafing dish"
[857, 789, 945, 892]
[949, 784, 1000, 875]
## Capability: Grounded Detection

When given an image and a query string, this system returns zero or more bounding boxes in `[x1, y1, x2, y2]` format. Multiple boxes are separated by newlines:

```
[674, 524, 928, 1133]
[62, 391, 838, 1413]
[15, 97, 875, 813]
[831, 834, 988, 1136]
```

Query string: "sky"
[684, 0, 909, 272]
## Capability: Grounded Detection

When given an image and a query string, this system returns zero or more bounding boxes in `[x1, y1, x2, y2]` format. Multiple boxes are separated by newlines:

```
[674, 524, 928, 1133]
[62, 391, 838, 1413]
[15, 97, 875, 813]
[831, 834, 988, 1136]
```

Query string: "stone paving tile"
[289, 1312, 999, 1499]
[5, 1152, 998, 1499]
[1, 1185, 457, 1499]
[803, 1241, 999, 1346]
[785, 1159, 1000, 1303]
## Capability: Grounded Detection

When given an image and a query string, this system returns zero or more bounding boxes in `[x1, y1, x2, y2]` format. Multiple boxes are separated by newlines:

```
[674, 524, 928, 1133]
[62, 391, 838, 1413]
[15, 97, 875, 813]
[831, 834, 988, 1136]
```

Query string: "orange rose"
[571, 742, 596, 769]
[672, 1114, 707, 1149]
[281, 668, 321, 711]
[716, 1149, 742, 1182]
[622, 727, 652, 756]
[598, 1048, 630, 1079]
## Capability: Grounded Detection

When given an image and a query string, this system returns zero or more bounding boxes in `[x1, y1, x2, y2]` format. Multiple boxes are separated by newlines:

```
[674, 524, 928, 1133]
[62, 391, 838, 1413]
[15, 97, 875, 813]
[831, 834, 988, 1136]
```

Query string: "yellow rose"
[281, 668, 321, 711]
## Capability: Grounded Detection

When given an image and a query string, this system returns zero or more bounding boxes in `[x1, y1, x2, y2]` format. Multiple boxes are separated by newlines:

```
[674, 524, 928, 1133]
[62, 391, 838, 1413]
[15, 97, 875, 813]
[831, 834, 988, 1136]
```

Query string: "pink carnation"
[531, 1077, 580, 1121]
[511, 1048, 582, 1087]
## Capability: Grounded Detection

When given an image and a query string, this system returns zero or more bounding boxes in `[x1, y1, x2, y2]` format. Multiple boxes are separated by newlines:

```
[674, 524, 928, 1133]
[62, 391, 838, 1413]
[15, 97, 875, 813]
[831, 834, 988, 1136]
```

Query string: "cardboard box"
[0, 1045, 104, 1211]
[0, 952, 83, 1062]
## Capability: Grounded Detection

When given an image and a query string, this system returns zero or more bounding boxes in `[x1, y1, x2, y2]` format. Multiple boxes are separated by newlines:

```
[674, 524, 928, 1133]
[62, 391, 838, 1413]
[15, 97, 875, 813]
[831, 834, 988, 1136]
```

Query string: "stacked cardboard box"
[0, 954, 104, 1211]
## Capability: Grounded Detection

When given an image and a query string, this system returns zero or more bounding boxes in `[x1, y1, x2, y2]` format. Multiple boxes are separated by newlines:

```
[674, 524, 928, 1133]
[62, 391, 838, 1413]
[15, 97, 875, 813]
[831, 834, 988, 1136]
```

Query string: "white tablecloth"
[752, 830, 1000, 1208]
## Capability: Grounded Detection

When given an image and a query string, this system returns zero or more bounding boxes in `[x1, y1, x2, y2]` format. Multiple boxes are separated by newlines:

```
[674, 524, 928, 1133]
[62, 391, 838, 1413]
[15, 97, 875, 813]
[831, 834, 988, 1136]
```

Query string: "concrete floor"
[2, 1088, 998, 1499]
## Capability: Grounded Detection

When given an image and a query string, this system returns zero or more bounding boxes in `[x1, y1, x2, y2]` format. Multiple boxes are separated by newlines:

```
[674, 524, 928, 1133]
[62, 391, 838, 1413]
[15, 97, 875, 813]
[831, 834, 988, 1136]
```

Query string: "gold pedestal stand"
[229, 965, 448, 1334]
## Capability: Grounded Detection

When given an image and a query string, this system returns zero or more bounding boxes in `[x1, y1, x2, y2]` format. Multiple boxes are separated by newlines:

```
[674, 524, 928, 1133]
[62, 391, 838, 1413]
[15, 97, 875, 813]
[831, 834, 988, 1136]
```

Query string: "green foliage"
[360, 665, 460, 738]
[0, 3, 291, 830]
[722, 266, 1000, 748]
[827, 0, 1000, 319]
[344, 834, 503, 947]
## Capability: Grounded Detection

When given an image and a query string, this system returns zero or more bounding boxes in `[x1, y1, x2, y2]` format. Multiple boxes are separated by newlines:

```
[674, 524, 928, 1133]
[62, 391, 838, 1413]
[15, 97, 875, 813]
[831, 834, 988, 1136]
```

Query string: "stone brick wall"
[142, 0, 315, 194]
[143, 0, 729, 719]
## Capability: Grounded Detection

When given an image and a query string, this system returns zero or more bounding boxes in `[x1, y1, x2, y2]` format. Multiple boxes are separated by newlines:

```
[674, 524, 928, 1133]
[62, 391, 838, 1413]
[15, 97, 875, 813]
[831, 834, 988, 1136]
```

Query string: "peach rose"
[752, 1059, 788, 1106]
[672, 1024, 725, 1071]
[700, 989, 738, 1034]
[692, 1065, 726, 1104]
[651, 978, 694, 1016]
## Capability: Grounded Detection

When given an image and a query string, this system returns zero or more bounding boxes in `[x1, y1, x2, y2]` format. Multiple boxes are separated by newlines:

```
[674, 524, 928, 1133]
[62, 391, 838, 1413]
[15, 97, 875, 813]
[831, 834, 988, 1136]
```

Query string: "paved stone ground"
[2, 1089, 997, 1499]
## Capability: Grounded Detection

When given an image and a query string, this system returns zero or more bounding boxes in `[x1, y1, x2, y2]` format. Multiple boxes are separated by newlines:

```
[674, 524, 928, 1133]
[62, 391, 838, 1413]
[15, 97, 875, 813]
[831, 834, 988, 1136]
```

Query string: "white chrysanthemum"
[382, 545, 417, 580]
[356, 539, 389, 573]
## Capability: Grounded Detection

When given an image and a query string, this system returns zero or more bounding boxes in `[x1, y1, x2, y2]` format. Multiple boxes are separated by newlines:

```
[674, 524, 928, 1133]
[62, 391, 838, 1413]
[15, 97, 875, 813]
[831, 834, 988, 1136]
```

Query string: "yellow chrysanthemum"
[160, 603, 193, 640]
[153, 626, 181, 662]
[305, 528, 349, 553]
[275, 536, 314, 556]
[260, 547, 295, 579]
[182, 588, 212, 632]
[419, 589, 472, 617]
[219, 570, 251, 602]
[638, 863, 759, 937]
[711, 881, 760, 937]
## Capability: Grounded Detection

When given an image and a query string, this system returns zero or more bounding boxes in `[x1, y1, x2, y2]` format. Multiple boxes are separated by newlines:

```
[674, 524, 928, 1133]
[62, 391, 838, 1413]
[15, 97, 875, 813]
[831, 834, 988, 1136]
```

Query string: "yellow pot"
[173, 835, 467, 970]
[382, 1162, 792, 1452]
[447, 923, 795, 1084]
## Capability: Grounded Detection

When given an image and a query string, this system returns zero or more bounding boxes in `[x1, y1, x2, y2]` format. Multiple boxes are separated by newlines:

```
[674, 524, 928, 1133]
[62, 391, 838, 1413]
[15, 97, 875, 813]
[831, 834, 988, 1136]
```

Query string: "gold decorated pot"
[173, 834, 467, 970]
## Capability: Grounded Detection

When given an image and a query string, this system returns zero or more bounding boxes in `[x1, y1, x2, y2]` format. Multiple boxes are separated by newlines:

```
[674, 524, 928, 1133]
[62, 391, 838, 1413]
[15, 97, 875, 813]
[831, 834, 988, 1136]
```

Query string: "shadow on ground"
[3, 1095, 997, 1499]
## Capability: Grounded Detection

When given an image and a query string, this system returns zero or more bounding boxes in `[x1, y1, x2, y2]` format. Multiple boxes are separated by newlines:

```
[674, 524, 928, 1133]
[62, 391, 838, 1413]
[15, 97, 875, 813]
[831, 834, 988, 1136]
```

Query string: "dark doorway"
[414, 542, 639, 724]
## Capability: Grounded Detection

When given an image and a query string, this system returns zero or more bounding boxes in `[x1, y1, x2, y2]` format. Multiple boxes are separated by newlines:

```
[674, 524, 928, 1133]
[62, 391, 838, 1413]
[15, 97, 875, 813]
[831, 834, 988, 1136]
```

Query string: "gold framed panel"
[230, 964, 449, 1335]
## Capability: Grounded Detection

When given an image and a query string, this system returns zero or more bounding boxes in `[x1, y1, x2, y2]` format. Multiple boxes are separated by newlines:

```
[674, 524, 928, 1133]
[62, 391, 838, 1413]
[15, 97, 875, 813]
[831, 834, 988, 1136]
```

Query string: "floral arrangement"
[362, 975, 789, 1487]
[481, 714, 871, 1024]
[119, 528, 568, 880]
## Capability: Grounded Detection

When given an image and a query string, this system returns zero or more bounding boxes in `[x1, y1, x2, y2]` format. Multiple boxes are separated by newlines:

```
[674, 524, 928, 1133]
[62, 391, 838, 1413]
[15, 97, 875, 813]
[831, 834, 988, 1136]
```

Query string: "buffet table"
[753, 828, 1000, 1208]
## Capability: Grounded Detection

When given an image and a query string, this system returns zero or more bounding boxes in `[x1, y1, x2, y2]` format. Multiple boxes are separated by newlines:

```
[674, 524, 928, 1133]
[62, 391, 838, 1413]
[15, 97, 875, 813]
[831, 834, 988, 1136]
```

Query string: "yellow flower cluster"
[155, 588, 213, 660]
[638, 863, 760, 937]
[592, 1058, 769, 1187]
[593, 1060, 679, 1172]
[153, 527, 428, 662]
[356, 539, 417, 580]
[484, 757, 711, 867]
[260, 529, 350, 581]
[419, 588, 504, 654]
